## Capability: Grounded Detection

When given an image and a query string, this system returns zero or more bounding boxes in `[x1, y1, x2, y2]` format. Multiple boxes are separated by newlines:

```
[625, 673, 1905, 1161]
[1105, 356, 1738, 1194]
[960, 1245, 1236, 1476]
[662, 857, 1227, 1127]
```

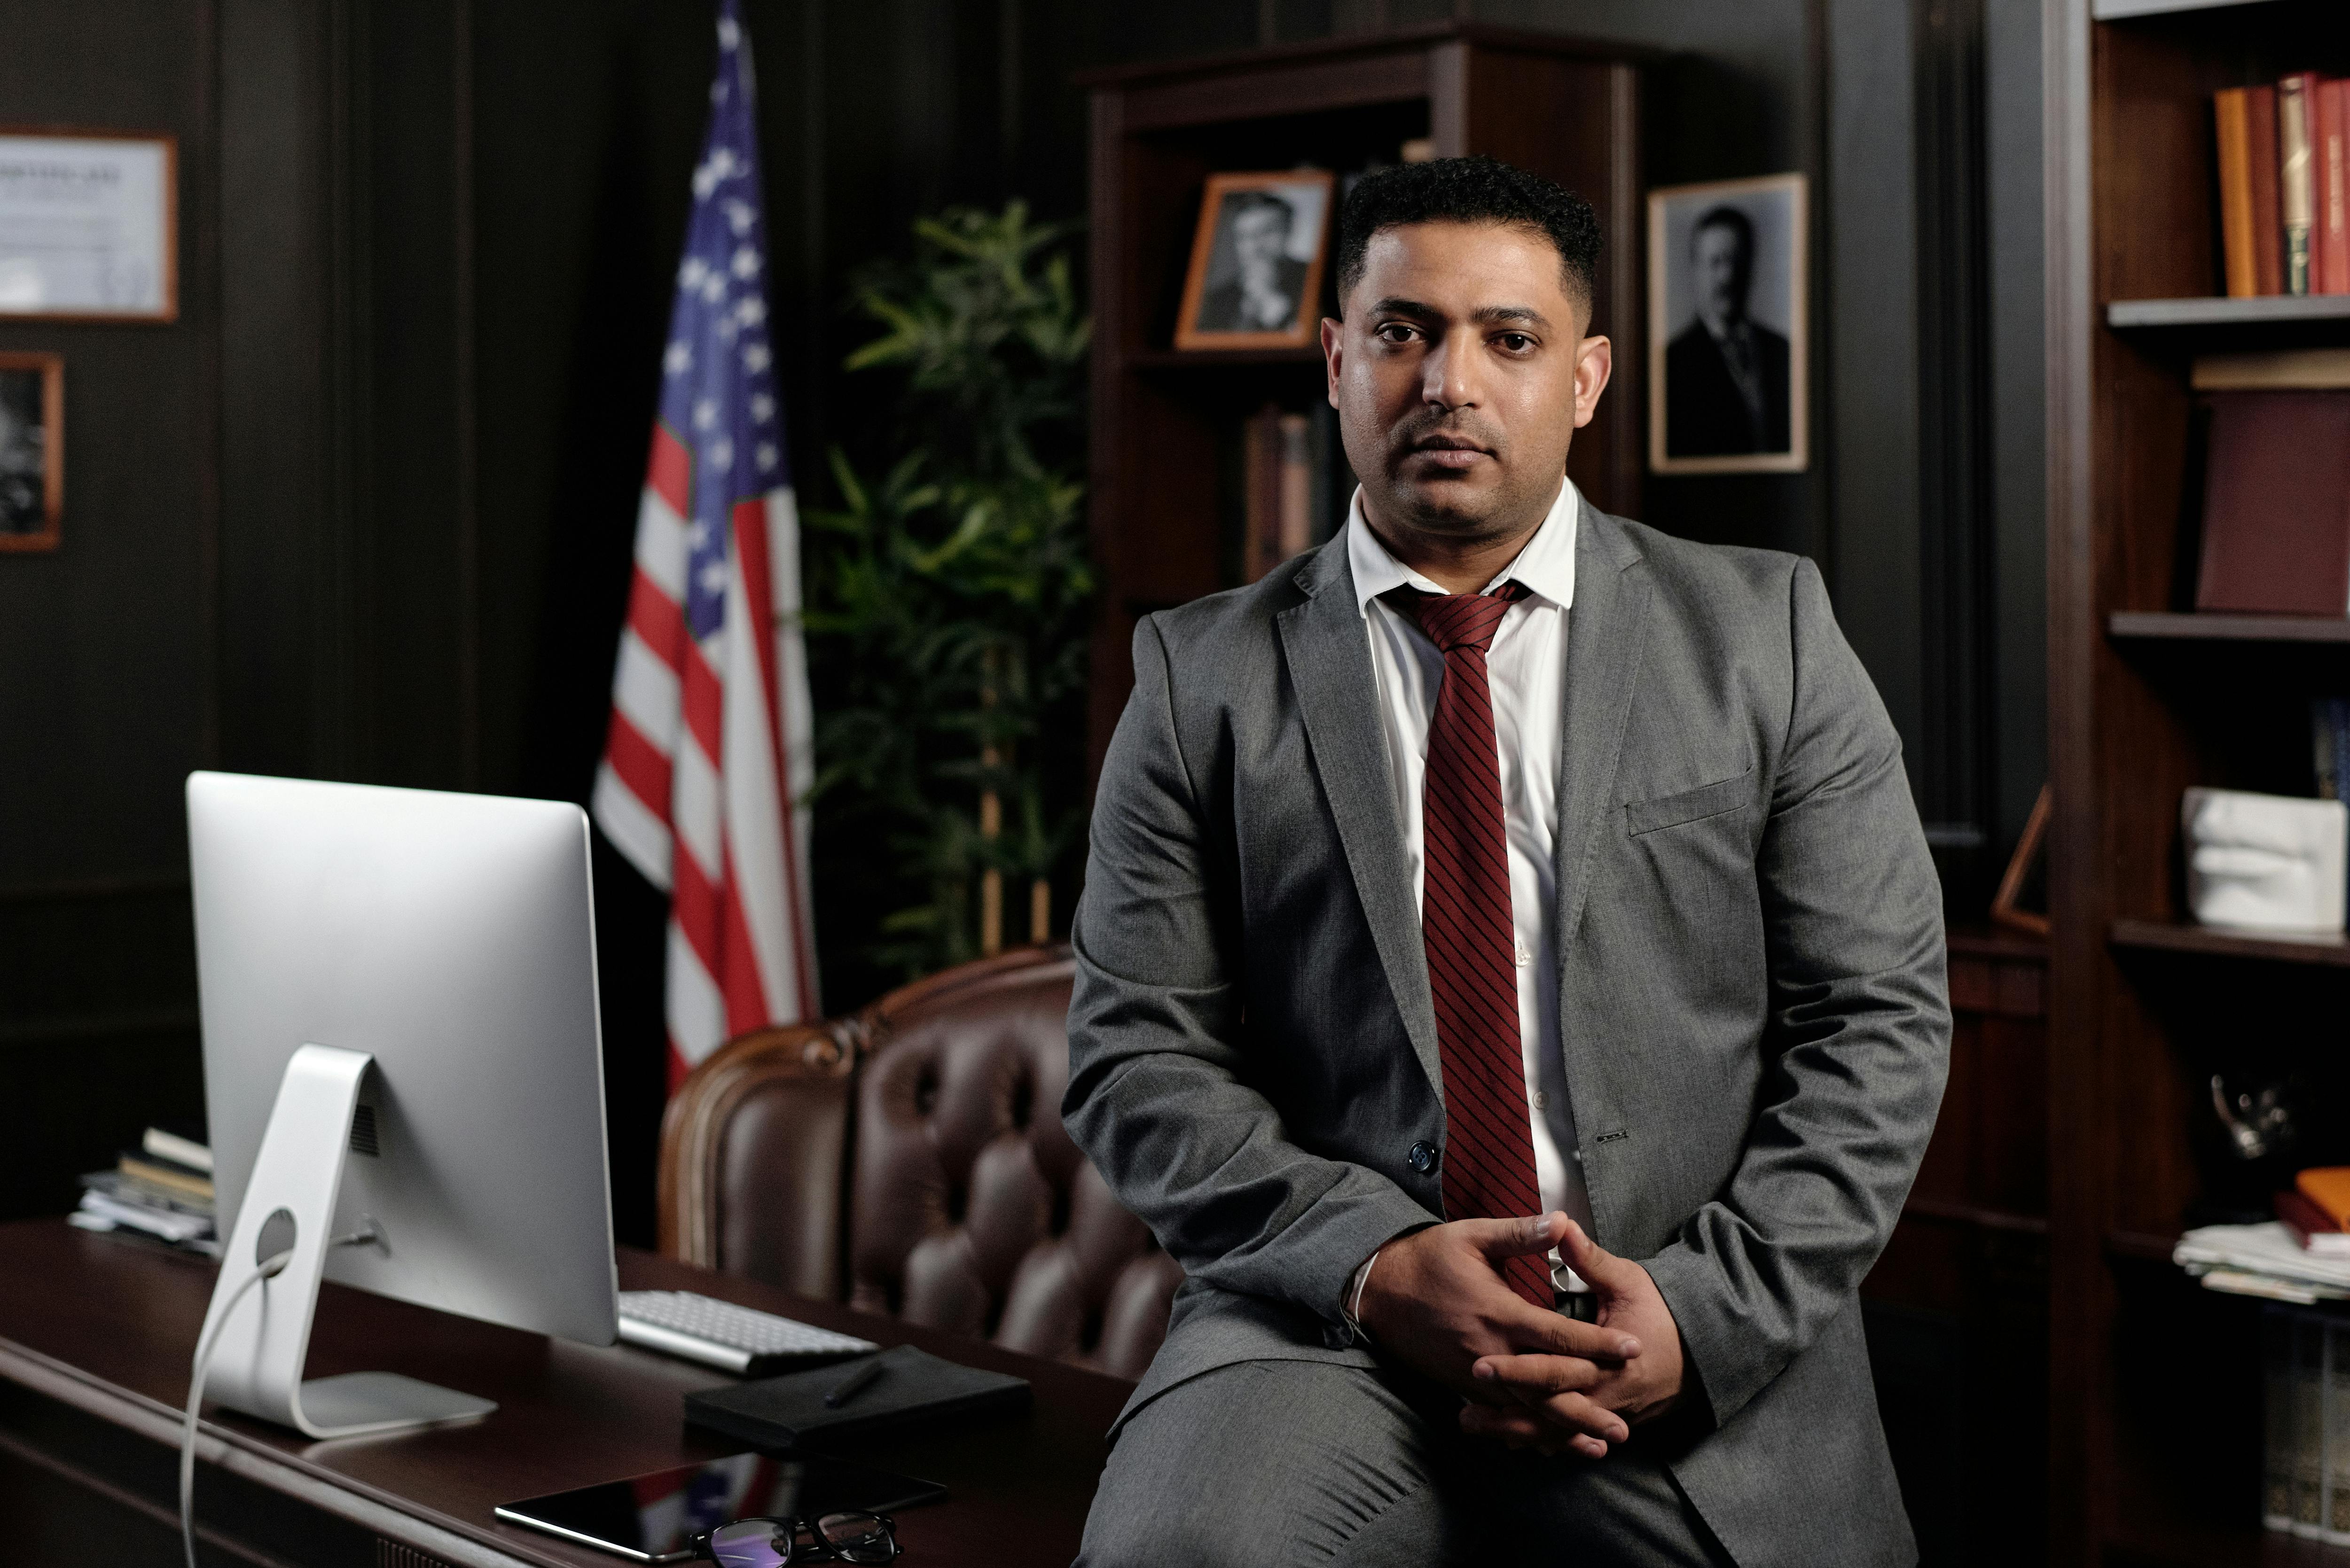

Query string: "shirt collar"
[1346, 476, 1580, 616]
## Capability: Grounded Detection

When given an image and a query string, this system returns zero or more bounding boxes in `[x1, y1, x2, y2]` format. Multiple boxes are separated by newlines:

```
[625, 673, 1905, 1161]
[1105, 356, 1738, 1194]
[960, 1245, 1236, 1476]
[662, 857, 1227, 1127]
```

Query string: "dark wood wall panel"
[0, 0, 220, 1222]
[1861, 930, 2049, 1567]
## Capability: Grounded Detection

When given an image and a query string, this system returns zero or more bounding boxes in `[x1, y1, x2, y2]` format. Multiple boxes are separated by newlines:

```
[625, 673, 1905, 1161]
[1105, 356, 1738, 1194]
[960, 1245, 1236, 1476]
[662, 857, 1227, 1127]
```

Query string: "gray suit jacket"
[1063, 498, 1949, 1568]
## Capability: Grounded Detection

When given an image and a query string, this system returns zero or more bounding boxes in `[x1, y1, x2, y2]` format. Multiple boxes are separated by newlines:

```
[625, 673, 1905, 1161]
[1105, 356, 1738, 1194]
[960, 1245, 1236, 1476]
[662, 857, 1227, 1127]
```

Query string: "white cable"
[182, 1249, 290, 1568]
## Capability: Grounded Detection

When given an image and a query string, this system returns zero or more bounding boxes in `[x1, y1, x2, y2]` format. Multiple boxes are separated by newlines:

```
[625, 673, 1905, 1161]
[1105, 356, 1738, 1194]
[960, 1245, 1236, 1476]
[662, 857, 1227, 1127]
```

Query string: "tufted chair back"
[658, 946, 1183, 1380]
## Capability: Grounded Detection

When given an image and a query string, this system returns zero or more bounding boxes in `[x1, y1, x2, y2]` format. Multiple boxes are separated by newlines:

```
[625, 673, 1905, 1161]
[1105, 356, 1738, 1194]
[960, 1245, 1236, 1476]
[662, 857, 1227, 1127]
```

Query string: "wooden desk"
[0, 1218, 1125, 1567]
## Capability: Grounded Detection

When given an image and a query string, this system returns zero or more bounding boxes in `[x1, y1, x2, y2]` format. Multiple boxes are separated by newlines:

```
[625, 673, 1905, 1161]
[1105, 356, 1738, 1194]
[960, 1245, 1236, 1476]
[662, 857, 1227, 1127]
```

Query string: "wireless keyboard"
[616, 1290, 880, 1376]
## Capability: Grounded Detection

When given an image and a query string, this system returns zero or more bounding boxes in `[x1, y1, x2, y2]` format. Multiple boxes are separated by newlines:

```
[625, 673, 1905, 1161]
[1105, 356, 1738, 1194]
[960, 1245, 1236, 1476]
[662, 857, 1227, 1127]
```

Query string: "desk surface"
[0, 1218, 1126, 1568]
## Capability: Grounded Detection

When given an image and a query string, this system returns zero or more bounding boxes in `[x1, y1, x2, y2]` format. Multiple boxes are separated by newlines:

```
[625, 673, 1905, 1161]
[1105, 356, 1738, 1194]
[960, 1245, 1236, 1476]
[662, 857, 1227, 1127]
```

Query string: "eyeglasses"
[693, 1513, 900, 1567]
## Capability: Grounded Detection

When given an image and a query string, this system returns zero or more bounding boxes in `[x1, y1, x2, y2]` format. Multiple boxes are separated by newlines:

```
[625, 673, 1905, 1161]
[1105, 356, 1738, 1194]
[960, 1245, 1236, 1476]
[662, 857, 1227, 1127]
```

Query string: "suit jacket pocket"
[1625, 766, 1755, 836]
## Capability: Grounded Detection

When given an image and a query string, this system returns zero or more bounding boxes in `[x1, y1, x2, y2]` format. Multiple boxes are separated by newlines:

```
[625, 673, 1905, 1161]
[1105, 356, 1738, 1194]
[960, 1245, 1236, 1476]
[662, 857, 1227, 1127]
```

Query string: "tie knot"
[1394, 581, 1528, 655]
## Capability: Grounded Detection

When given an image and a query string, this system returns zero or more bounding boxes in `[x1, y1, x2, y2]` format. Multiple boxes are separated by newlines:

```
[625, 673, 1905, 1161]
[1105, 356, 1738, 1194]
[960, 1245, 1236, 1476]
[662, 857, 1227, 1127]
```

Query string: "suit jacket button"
[1408, 1141, 1439, 1175]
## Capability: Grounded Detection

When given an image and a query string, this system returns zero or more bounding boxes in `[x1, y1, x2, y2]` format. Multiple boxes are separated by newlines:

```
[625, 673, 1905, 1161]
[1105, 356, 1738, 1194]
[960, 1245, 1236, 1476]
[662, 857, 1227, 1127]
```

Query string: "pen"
[823, 1356, 885, 1409]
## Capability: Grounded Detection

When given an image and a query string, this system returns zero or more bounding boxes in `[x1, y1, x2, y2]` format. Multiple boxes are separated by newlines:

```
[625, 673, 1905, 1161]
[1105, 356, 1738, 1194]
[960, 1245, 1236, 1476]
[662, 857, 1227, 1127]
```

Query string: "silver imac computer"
[187, 771, 619, 1439]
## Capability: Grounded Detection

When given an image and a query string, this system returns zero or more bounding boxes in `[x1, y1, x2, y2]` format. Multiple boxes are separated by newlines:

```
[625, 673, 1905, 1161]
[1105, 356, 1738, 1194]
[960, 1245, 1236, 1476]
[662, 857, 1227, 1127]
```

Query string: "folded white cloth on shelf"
[2176, 1220, 2350, 1289]
[2182, 788, 2348, 934]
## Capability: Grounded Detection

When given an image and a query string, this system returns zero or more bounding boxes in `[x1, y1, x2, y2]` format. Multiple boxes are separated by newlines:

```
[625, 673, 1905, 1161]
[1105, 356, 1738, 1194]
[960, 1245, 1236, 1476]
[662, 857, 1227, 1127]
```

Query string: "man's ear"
[1321, 315, 1344, 408]
[1573, 334, 1614, 429]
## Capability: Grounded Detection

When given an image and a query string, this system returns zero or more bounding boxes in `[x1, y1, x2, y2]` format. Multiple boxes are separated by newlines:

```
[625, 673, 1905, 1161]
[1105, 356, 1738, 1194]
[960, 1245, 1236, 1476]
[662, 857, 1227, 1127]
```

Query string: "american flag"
[593, 0, 819, 1090]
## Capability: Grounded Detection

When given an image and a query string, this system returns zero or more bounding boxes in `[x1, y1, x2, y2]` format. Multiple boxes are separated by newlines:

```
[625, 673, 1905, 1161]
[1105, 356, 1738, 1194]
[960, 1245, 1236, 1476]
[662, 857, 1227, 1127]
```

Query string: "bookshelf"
[1079, 24, 1647, 772]
[2048, 0, 2350, 1561]
[2110, 612, 2350, 643]
[2107, 294, 2350, 328]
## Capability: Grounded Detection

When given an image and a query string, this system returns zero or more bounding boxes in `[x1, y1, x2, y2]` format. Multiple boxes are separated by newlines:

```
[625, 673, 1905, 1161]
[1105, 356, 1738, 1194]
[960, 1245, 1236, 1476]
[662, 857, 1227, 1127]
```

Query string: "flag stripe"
[592, 763, 674, 892]
[613, 628, 682, 748]
[732, 495, 818, 1019]
[627, 570, 689, 674]
[648, 423, 693, 522]
[605, 710, 676, 826]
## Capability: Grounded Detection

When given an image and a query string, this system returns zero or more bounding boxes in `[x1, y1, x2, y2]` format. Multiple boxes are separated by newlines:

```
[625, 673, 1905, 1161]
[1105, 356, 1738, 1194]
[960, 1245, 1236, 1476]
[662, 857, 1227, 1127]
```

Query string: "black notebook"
[684, 1344, 1030, 1448]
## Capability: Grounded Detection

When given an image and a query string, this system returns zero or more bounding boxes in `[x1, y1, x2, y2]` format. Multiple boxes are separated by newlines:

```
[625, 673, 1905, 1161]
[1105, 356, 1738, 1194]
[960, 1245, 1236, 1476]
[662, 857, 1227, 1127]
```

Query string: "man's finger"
[1459, 1384, 1628, 1445]
[1459, 1211, 1568, 1260]
[1487, 1295, 1642, 1361]
[1559, 1217, 1642, 1296]
[1472, 1351, 1607, 1396]
[1460, 1396, 1627, 1448]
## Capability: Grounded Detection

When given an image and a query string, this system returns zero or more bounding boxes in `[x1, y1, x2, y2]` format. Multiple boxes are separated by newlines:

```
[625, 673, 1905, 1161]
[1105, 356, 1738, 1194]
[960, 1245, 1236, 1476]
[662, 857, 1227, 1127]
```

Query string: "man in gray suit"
[1065, 156, 1948, 1566]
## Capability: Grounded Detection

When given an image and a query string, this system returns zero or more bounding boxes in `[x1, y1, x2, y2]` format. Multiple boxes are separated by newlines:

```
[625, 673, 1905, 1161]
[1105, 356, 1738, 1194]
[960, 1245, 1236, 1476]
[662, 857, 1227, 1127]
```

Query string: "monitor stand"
[194, 1043, 497, 1439]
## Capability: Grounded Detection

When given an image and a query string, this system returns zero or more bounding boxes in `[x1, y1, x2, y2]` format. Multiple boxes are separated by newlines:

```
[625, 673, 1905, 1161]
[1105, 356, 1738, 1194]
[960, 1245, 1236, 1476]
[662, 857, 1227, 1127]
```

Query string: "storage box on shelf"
[2051, 1, 2350, 1561]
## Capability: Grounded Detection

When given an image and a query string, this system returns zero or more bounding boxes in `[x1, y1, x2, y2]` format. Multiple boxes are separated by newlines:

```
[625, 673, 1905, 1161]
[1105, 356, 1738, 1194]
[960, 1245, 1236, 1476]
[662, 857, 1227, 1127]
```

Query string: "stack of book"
[2216, 74, 2350, 299]
[2175, 1172, 2350, 1303]
[67, 1125, 219, 1258]
[2264, 1307, 2350, 1543]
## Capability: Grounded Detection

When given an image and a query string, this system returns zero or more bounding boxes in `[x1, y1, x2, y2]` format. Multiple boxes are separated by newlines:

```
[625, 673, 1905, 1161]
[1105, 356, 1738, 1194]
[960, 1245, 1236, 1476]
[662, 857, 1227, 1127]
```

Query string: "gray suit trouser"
[1076, 1360, 1735, 1567]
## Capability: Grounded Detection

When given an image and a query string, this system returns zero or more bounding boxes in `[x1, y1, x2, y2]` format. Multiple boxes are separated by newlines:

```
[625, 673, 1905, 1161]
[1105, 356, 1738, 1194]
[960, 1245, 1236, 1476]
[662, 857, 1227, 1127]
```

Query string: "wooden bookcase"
[2047, 1, 2350, 1562]
[1079, 24, 1646, 769]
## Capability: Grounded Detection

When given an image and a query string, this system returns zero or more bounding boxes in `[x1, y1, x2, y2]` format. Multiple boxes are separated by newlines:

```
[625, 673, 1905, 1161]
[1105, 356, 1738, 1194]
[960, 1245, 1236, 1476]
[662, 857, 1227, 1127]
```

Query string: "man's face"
[1322, 220, 1610, 541]
[1692, 222, 1751, 325]
[1232, 204, 1289, 281]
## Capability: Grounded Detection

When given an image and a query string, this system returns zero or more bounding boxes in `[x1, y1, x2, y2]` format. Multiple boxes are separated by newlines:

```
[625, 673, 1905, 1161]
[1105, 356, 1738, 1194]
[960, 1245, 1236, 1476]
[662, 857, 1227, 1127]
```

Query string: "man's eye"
[1375, 322, 1418, 343]
[1495, 333, 1535, 353]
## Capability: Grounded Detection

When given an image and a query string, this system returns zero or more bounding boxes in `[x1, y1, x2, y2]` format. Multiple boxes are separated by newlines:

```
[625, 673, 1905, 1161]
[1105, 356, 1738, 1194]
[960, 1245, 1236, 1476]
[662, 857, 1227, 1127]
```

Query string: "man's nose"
[1421, 336, 1479, 409]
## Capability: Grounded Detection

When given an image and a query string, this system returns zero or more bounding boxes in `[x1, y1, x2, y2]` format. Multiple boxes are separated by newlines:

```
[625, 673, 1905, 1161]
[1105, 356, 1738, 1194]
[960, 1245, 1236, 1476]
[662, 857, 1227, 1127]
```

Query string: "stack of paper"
[66, 1125, 219, 1259]
[2177, 1222, 2350, 1303]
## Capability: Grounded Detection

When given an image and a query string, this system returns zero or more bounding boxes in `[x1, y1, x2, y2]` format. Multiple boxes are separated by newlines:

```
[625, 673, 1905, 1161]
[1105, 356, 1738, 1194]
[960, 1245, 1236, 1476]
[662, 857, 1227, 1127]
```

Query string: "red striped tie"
[1399, 582, 1551, 1308]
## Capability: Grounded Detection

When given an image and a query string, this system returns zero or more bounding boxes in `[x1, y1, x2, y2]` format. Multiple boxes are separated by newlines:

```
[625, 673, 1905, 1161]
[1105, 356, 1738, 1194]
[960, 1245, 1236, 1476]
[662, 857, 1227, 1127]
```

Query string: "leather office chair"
[658, 944, 1183, 1380]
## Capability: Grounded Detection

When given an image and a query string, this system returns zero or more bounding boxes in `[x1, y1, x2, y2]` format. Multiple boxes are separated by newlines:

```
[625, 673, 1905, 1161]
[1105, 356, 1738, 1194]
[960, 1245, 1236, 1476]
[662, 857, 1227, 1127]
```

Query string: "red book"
[2278, 1189, 2350, 1256]
[2322, 79, 2350, 294]
[2196, 390, 2350, 615]
[2252, 84, 2285, 295]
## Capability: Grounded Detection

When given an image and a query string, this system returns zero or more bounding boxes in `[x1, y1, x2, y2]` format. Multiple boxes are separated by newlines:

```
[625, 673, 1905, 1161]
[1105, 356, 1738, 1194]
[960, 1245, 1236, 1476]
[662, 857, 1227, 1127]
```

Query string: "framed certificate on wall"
[0, 130, 177, 322]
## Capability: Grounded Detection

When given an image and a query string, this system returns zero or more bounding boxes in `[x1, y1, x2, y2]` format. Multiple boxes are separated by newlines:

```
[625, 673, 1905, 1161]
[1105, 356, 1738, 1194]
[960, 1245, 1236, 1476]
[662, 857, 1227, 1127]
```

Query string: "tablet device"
[495, 1452, 946, 1562]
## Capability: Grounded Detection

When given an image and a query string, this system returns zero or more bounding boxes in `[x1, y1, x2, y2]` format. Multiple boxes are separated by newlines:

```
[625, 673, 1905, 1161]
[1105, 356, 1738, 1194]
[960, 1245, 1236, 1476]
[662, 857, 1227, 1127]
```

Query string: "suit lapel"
[1553, 499, 1653, 952]
[1277, 543, 1443, 1097]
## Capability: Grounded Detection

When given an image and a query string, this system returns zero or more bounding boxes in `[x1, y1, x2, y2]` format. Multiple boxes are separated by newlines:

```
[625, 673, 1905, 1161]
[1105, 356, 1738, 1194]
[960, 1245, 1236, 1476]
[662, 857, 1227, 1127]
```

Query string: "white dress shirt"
[1342, 477, 1590, 1313]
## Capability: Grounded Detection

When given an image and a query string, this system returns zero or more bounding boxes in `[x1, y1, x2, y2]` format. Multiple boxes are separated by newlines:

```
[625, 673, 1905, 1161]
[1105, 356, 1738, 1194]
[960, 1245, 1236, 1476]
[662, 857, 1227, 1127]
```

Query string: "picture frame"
[1990, 784, 2052, 938]
[0, 129, 179, 322]
[0, 351, 62, 552]
[1647, 172, 1808, 475]
[1174, 170, 1335, 351]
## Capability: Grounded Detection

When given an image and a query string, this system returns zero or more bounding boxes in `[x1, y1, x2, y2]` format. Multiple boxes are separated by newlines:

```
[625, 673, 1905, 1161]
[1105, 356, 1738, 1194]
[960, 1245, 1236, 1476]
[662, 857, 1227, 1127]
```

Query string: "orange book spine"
[2322, 79, 2350, 294]
[2252, 84, 2285, 295]
[2218, 88, 2258, 297]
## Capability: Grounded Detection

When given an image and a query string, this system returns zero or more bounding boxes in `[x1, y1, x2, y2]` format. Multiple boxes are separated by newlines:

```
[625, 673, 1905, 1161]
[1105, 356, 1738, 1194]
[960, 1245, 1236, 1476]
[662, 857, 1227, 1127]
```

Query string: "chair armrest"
[658, 1019, 862, 1298]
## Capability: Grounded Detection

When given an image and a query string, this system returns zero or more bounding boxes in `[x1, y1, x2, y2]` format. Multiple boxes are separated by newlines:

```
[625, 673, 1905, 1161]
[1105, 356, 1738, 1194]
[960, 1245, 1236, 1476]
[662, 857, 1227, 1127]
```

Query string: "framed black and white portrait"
[0, 352, 61, 551]
[1647, 173, 1808, 475]
[1174, 170, 1334, 351]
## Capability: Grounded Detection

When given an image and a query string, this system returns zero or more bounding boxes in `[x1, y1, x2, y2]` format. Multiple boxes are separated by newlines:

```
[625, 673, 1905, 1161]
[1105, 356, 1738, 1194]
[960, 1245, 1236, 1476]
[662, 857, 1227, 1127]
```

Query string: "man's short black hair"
[1334, 155, 1601, 312]
[1691, 204, 1755, 258]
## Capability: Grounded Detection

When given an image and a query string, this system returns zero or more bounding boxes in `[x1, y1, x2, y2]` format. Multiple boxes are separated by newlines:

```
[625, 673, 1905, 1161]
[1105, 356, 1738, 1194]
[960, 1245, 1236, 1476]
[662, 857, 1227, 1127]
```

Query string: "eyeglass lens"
[707, 1520, 793, 1568]
[815, 1513, 895, 1564]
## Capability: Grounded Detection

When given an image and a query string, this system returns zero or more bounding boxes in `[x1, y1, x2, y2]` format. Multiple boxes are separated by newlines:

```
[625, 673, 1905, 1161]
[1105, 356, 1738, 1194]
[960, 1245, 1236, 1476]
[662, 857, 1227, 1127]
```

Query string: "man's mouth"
[1409, 434, 1494, 471]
